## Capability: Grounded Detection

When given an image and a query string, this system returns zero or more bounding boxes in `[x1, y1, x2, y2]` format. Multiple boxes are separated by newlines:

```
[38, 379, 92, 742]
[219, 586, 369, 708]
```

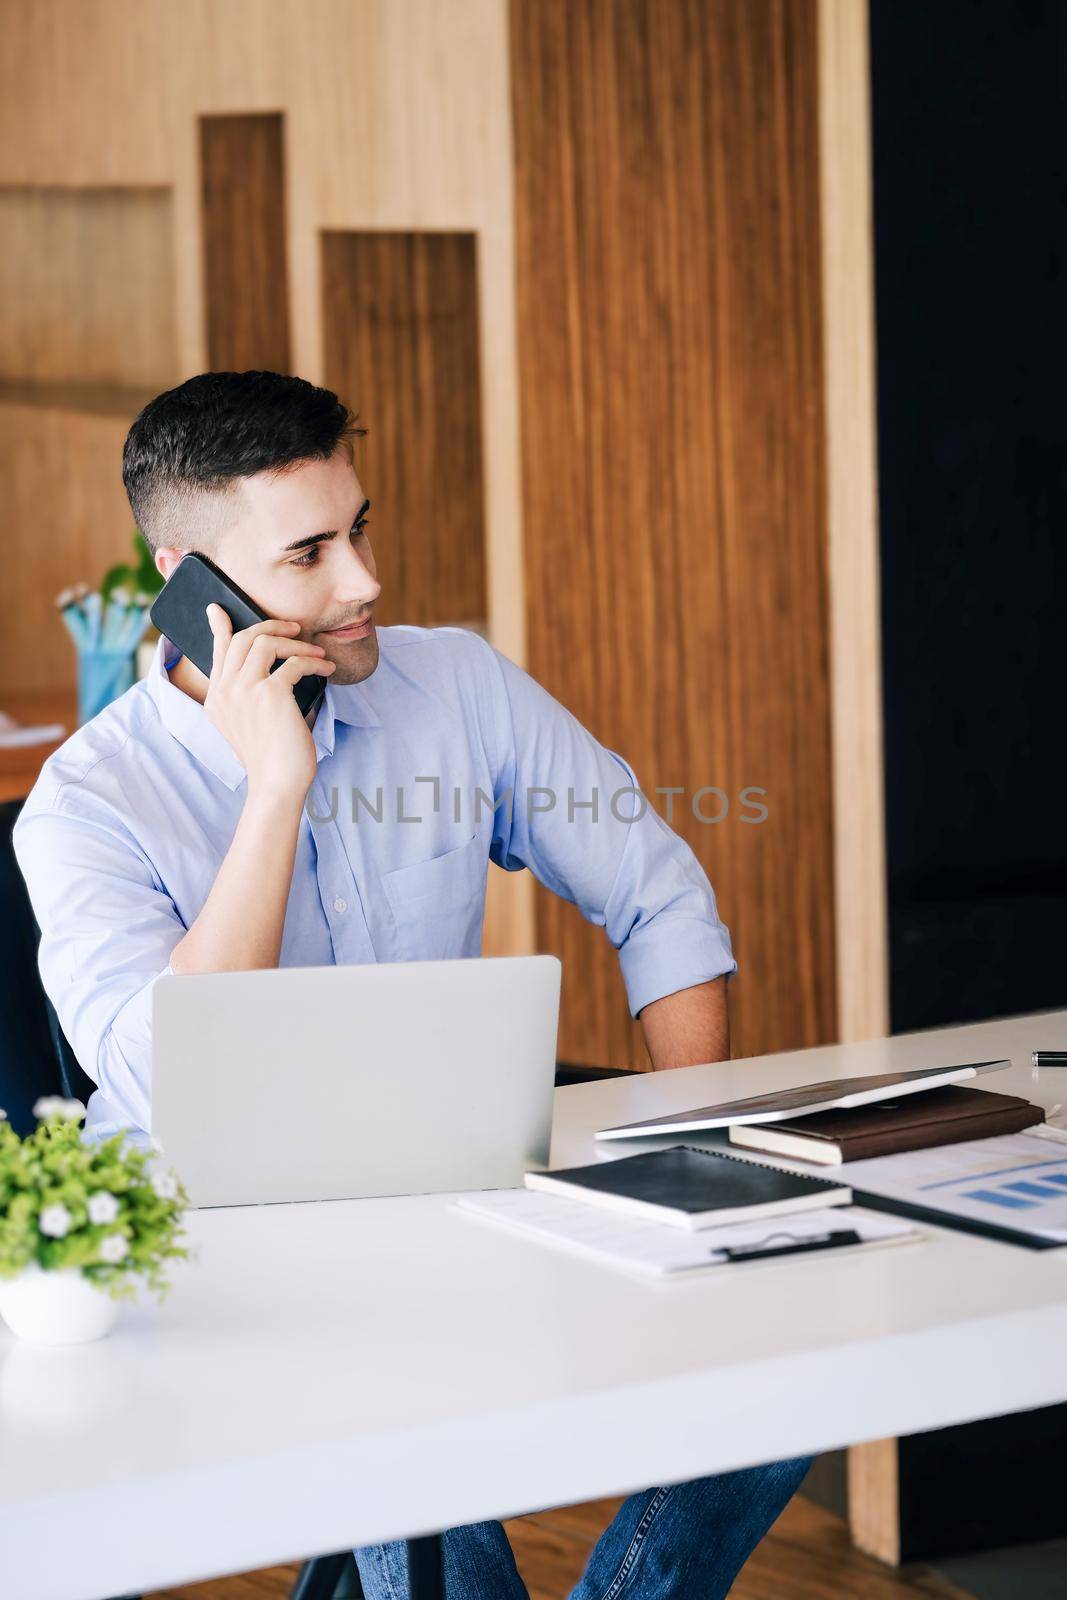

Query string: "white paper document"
[0, 717, 65, 749]
[841, 1130, 1067, 1243]
[454, 1190, 918, 1277]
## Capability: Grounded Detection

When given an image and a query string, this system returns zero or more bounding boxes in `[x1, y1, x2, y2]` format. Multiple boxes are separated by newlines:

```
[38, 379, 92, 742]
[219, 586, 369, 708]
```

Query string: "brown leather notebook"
[728, 1085, 1044, 1166]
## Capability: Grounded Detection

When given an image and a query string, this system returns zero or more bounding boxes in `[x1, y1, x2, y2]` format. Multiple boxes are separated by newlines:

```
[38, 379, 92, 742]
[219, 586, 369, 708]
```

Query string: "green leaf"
[100, 562, 135, 605]
[132, 529, 164, 596]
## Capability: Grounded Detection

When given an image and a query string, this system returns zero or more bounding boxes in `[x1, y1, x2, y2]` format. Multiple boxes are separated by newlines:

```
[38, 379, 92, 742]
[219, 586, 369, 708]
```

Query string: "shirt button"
[333, 897, 348, 914]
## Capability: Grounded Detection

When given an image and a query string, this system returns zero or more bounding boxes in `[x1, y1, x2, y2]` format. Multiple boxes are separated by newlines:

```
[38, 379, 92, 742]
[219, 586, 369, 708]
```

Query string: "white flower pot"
[0, 1264, 120, 1345]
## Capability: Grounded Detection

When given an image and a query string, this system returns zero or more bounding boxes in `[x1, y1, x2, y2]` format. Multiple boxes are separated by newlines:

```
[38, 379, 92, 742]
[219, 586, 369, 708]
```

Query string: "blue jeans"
[353, 1456, 812, 1600]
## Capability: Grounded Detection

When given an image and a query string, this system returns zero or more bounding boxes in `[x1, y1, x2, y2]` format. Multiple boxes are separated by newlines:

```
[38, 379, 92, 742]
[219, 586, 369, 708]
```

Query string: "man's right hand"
[203, 605, 335, 798]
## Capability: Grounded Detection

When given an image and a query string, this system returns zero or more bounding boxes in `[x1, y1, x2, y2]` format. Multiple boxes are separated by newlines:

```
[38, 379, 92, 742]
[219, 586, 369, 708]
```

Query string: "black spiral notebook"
[524, 1144, 851, 1231]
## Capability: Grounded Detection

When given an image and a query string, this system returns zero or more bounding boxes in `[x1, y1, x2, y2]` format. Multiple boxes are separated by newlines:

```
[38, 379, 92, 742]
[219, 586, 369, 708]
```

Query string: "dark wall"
[871, 0, 1067, 1031]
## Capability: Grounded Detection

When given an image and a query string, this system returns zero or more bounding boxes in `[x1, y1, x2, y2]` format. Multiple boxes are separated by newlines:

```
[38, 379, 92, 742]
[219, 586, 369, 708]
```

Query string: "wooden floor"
[146, 1493, 975, 1600]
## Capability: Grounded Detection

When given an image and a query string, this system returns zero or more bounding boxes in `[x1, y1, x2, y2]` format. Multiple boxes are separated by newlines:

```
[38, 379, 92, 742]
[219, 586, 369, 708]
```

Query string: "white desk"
[3, 1010, 1067, 1600]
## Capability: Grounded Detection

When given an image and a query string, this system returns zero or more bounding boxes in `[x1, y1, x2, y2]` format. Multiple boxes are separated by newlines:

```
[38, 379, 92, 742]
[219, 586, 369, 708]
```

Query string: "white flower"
[39, 1203, 73, 1238]
[98, 1234, 127, 1265]
[87, 1191, 120, 1225]
[150, 1171, 179, 1201]
[0, 1107, 7, 1121]
[33, 1096, 85, 1122]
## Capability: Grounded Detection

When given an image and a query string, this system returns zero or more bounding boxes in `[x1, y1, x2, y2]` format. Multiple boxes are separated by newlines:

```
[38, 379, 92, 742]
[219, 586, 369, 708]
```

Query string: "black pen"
[721, 1228, 862, 1263]
[1032, 1051, 1067, 1068]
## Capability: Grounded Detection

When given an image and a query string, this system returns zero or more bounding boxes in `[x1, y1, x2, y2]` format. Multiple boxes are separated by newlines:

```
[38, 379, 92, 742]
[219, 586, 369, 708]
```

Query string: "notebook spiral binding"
[676, 1142, 845, 1187]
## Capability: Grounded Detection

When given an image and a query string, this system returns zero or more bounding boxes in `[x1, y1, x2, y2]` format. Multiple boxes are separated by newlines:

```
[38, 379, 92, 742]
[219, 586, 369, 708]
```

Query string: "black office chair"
[0, 798, 67, 1135]
[3, 798, 635, 1600]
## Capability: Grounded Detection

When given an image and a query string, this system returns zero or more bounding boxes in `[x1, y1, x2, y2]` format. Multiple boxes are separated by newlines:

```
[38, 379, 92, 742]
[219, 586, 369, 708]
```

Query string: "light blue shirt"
[14, 627, 735, 1144]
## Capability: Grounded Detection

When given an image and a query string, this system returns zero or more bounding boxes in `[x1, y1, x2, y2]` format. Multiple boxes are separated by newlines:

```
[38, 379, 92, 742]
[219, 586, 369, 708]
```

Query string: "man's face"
[167, 449, 382, 687]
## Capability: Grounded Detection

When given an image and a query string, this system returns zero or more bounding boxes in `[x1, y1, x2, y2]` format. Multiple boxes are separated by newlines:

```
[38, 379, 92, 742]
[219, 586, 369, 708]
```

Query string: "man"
[15, 371, 809, 1598]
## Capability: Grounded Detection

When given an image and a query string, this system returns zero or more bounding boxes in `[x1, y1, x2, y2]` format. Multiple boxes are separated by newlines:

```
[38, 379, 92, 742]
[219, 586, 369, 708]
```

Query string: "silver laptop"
[152, 956, 561, 1208]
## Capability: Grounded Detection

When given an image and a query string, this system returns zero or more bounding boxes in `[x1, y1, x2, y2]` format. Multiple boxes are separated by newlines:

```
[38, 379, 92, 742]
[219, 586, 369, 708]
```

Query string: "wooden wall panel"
[321, 231, 487, 629]
[0, 184, 176, 389]
[511, 0, 835, 1065]
[200, 113, 291, 373]
[0, 402, 136, 696]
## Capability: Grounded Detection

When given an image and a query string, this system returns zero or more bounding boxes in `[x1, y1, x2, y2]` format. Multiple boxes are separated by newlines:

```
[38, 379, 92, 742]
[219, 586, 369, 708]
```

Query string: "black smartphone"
[149, 552, 328, 719]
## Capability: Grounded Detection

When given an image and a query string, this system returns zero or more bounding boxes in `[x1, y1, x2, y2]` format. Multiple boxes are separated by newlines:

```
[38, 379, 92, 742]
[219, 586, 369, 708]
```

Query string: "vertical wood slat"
[818, 0, 888, 1044]
[510, 0, 835, 1066]
[847, 1439, 901, 1565]
[321, 231, 488, 630]
[199, 112, 291, 373]
[817, 0, 894, 1549]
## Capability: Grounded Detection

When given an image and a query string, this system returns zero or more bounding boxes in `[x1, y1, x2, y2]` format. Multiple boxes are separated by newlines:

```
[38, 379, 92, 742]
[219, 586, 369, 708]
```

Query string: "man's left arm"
[477, 639, 737, 1067]
[639, 975, 729, 1070]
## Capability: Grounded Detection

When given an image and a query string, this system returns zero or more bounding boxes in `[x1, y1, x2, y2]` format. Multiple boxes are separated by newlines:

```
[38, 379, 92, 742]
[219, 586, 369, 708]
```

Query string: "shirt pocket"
[380, 833, 488, 961]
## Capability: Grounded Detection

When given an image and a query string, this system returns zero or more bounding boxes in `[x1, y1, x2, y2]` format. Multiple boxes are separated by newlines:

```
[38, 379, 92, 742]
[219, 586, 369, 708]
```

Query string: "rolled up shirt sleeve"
[482, 641, 737, 1016]
[13, 793, 183, 1136]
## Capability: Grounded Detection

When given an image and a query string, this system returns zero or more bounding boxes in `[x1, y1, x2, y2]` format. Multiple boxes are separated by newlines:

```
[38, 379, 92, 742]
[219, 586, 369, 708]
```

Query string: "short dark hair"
[122, 370, 365, 553]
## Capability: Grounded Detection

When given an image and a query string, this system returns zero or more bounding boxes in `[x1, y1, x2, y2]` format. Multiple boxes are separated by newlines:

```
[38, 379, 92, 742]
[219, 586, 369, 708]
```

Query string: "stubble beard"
[319, 628, 380, 686]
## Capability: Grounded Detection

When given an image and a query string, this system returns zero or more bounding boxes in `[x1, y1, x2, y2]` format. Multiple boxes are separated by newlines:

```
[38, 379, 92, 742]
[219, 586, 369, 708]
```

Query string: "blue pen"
[84, 590, 102, 650]
[119, 593, 152, 654]
[55, 586, 89, 649]
[103, 587, 130, 651]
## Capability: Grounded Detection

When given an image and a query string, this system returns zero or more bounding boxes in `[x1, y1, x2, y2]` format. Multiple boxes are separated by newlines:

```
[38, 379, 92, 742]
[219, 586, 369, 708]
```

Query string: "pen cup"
[77, 648, 137, 724]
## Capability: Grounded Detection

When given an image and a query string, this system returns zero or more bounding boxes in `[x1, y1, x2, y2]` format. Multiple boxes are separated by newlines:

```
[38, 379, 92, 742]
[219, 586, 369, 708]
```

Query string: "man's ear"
[154, 547, 187, 582]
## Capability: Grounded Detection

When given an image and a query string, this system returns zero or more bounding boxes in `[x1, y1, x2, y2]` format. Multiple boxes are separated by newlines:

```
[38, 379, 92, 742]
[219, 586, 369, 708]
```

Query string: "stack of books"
[592, 1059, 1042, 1166]
[725, 1084, 1042, 1165]
[585, 1059, 1058, 1251]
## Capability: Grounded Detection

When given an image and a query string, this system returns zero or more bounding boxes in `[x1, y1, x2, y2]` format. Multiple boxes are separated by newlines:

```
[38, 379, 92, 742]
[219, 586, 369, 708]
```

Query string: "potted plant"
[0, 1098, 189, 1345]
